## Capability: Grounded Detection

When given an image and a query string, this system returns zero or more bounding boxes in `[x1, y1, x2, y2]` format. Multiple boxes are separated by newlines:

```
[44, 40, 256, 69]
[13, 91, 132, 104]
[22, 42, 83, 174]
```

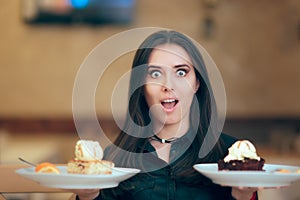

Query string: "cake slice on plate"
[218, 140, 265, 171]
[67, 140, 114, 174]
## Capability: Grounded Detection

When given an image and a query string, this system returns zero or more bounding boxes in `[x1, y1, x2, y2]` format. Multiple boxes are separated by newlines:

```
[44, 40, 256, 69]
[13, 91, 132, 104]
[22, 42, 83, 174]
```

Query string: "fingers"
[236, 186, 258, 191]
[239, 185, 289, 190]
[68, 189, 100, 200]
[224, 185, 289, 190]
[231, 187, 256, 200]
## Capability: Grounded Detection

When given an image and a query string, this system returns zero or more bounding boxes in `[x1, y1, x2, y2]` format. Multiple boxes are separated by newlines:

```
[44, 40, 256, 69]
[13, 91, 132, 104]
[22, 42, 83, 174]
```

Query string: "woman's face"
[144, 44, 199, 130]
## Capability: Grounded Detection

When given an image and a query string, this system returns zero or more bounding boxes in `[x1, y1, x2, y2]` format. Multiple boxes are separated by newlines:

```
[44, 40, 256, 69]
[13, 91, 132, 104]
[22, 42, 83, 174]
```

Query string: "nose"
[162, 86, 173, 92]
[161, 74, 174, 92]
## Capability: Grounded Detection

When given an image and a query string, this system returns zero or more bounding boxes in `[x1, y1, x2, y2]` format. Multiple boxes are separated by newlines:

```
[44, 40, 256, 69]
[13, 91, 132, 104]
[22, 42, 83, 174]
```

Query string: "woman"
[75, 30, 258, 200]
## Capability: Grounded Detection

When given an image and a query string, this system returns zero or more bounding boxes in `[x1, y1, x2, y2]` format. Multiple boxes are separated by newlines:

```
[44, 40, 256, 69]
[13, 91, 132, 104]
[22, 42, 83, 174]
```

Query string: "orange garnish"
[35, 162, 60, 174]
[274, 169, 291, 173]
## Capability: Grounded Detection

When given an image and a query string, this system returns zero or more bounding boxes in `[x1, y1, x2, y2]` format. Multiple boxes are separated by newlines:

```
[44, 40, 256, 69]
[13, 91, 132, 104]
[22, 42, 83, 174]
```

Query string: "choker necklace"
[151, 134, 178, 144]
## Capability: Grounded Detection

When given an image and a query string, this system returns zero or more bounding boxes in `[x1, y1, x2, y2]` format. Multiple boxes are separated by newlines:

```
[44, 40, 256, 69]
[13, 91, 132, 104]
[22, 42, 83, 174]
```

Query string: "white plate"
[193, 163, 300, 187]
[16, 166, 140, 189]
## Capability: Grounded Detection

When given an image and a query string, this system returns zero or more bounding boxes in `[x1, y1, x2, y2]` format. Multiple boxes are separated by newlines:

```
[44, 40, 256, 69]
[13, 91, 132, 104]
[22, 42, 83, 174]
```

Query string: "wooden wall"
[1, 0, 300, 122]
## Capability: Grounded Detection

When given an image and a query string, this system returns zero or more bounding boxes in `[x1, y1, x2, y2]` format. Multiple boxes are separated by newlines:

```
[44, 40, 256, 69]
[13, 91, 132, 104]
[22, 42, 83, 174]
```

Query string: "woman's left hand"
[231, 187, 257, 200]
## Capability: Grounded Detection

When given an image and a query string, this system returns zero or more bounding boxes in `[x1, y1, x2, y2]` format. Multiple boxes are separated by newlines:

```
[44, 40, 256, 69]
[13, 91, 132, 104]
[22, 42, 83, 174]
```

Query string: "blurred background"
[0, 0, 300, 199]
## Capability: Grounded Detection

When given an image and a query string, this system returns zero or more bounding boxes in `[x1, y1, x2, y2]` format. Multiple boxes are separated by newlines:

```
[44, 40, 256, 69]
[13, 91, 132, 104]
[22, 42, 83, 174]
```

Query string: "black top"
[77, 133, 257, 200]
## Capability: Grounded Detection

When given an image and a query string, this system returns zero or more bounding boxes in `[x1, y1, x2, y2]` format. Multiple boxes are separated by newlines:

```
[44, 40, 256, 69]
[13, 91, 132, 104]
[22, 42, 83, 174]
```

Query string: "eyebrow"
[174, 64, 190, 69]
[147, 65, 161, 69]
[147, 64, 190, 69]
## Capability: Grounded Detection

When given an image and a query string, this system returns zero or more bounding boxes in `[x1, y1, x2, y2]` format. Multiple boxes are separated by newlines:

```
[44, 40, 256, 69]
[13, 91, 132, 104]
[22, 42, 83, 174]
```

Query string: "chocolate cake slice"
[218, 140, 265, 171]
[218, 157, 265, 171]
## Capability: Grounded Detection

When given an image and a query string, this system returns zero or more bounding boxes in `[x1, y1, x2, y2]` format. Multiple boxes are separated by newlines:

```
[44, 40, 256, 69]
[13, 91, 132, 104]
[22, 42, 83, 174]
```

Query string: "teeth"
[163, 99, 176, 103]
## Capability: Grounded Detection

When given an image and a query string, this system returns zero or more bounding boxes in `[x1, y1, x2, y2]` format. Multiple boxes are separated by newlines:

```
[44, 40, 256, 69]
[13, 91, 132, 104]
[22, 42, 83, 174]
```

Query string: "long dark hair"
[107, 30, 225, 179]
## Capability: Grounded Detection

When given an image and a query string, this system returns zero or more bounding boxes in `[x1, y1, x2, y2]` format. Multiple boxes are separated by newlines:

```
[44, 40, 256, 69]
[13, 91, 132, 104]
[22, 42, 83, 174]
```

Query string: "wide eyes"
[176, 69, 187, 77]
[149, 70, 162, 79]
[148, 68, 188, 79]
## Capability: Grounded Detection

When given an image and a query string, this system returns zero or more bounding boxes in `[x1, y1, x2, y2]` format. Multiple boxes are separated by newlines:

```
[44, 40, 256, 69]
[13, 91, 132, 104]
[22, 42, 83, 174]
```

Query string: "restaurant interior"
[0, 0, 300, 199]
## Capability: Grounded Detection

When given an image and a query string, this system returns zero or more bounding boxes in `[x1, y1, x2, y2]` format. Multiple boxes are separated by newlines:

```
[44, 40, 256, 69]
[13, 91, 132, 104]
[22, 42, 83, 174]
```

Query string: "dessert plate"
[16, 166, 140, 189]
[193, 163, 300, 187]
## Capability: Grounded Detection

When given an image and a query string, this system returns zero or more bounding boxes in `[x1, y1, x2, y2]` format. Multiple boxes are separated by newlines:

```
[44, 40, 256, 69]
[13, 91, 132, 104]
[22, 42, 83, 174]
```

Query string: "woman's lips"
[161, 99, 179, 112]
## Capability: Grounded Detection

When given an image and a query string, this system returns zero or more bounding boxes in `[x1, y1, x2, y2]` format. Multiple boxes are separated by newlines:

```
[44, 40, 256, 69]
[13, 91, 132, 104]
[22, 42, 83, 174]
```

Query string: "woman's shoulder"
[219, 133, 237, 150]
[103, 144, 119, 160]
[102, 144, 130, 166]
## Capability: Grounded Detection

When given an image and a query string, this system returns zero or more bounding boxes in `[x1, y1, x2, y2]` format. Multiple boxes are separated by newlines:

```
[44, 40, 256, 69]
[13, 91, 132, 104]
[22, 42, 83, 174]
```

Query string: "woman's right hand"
[69, 189, 100, 200]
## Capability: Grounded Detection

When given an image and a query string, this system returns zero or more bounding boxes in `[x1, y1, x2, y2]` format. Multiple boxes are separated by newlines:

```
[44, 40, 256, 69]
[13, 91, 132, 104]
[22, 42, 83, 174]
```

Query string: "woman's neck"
[153, 122, 189, 140]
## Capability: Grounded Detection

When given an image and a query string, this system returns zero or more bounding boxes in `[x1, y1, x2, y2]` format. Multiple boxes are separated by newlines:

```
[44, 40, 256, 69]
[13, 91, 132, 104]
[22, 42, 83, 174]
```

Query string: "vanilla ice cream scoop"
[75, 140, 103, 161]
[224, 140, 261, 162]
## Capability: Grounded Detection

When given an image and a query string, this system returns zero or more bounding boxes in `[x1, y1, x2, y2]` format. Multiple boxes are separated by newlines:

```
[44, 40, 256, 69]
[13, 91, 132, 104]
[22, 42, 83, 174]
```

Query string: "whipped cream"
[224, 140, 261, 162]
[75, 140, 103, 161]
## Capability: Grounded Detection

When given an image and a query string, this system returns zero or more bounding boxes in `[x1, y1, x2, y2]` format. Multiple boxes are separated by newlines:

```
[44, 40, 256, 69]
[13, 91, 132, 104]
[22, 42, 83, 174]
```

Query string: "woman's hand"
[231, 187, 257, 200]
[231, 185, 288, 199]
[69, 189, 100, 200]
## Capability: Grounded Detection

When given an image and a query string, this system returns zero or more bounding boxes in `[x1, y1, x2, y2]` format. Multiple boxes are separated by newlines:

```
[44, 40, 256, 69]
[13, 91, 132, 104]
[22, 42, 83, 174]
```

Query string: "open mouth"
[161, 99, 179, 110]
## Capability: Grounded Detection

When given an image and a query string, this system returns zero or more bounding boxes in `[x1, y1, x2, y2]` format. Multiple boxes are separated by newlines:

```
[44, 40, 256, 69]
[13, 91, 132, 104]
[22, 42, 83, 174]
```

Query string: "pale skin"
[145, 44, 199, 163]
[73, 44, 258, 200]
